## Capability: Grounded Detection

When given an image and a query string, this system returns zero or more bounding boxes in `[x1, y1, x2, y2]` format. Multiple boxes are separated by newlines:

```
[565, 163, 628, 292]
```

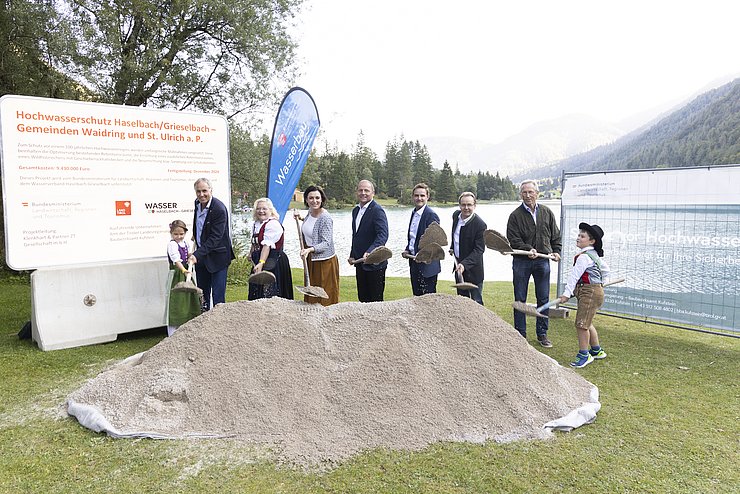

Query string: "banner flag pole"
[265, 87, 320, 221]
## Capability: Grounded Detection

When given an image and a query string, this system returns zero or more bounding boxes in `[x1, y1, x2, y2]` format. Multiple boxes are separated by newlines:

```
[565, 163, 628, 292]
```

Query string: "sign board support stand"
[31, 259, 170, 351]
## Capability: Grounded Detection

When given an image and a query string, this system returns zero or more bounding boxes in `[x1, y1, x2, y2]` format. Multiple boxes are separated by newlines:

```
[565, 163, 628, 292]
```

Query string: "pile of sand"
[67, 294, 597, 465]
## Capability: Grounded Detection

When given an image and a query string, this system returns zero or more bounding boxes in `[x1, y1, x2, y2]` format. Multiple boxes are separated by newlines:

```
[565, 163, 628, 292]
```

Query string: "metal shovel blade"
[172, 282, 202, 295]
[484, 229, 513, 253]
[296, 285, 329, 299]
[512, 301, 549, 318]
[414, 243, 445, 264]
[418, 222, 448, 249]
[363, 246, 393, 264]
[451, 281, 479, 290]
[248, 270, 276, 285]
[172, 267, 203, 295]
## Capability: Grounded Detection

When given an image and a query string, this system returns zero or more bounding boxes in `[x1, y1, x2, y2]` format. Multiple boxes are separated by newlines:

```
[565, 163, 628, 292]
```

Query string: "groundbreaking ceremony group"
[167, 177, 610, 369]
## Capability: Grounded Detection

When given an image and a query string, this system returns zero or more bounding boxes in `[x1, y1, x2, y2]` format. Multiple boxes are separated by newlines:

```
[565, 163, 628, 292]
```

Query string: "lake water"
[233, 201, 562, 282]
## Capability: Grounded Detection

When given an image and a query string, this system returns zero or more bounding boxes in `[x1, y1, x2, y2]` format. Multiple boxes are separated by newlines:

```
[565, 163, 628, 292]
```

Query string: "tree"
[454, 173, 476, 199]
[297, 150, 322, 192]
[1, 1, 79, 99]
[411, 140, 433, 187]
[58, 0, 304, 115]
[383, 137, 412, 200]
[436, 161, 455, 203]
[229, 127, 269, 206]
[351, 131, 379, 184]
[324, 152, 356, 205]
[1, 0, 91, 271]
[477, 171, 493, 200]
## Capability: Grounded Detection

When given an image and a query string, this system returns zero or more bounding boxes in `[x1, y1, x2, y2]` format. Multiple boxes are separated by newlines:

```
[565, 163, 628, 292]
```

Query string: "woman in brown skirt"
[293, 185, 340, 305]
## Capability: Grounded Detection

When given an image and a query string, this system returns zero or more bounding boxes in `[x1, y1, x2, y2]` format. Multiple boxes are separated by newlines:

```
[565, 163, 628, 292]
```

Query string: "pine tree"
[352, 131, 379, 186]
[411, 141, 433, 186]
[324, 152, 356, 204]
[437, 161, 456, 203]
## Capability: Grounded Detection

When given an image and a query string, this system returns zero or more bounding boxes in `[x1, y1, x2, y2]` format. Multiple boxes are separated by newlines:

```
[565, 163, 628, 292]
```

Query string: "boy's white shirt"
[562, 246, 611, 298]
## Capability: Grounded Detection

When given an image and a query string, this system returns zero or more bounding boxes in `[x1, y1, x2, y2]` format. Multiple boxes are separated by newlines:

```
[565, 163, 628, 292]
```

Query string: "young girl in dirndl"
[166, 220, 201, 336]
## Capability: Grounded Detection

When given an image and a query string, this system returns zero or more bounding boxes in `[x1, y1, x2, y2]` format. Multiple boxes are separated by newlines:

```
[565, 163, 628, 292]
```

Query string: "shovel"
[511, 300, 550, 318]
[451, 255, 478, 292]
[349, 246, 393, 265]
[484, 229, 556, 260]
[293, 211, 328, 299]
[402, 242, 446, 263]
[248, 270, 276, 285]
[512, 277, 627, 318]
[172, 263, 203, 295]
[418, 222, 448, 249]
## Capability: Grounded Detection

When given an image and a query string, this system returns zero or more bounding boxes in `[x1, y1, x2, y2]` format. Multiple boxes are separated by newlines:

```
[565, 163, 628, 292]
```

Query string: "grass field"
[0, 271, 737, 493]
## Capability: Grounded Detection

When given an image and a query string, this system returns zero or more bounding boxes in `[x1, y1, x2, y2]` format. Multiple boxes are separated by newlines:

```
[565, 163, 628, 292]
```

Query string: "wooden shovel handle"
[542, 277, 626, 311]
[604, 277, 626, 287]
[509, 249, 556, 260]
[184, 262, 194, 284]
[293, 210, 311, 286]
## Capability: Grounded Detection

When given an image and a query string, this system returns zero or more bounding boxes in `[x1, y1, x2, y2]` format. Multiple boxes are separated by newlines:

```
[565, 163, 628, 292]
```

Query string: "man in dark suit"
[450, 191, 487, 305]
[349, 179, 389, 302]
[188, 177, 235, 310]
[403, 183, 441, 295]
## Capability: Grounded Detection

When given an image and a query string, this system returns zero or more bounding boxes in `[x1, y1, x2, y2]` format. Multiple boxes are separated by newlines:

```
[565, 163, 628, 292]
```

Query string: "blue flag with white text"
[266, 87, 320, 221]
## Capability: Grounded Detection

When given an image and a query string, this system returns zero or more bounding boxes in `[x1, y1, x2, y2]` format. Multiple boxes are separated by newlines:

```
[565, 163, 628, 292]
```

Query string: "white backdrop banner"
[559, 166, 740, 332]
[0, 95, 230, 270]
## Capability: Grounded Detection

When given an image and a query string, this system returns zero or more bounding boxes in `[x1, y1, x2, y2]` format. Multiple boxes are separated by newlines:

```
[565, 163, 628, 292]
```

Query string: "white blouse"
[301, 214, 317, 247]
[253, 218, 283, 249]
[167, 239, 188, 264]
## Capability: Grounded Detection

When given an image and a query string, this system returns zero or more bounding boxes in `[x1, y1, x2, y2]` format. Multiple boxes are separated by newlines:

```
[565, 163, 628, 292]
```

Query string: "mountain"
[520, 77, 740, 180]
[422, 114, 625, 177]
[420, 73, 740, 180]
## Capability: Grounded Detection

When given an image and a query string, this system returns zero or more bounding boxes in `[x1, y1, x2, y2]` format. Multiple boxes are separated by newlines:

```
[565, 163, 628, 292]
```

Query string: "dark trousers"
[195, 264, 228, 310]
[512, 256, 551, 337]
[356, 267, 386, 302]
[456, 282, 484, 305]
[409, 262, 437, 296]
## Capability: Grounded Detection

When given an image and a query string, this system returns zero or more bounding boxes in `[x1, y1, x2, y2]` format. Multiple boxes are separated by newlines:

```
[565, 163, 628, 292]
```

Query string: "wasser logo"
[115, 201, 131, 216]
[145, 201, 179, 214]
[278, 133, 287, 146]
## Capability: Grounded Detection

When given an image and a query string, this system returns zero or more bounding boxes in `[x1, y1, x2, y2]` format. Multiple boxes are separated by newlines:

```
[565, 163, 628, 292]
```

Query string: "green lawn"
[1, 271, 737, 493]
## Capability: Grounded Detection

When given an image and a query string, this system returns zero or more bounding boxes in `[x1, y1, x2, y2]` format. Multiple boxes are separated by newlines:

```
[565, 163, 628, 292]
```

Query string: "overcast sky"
[287, 0, 740, 157]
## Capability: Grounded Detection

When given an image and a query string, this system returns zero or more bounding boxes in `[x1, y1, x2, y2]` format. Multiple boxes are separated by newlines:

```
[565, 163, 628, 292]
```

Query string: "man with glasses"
[450, 192, 487, 304]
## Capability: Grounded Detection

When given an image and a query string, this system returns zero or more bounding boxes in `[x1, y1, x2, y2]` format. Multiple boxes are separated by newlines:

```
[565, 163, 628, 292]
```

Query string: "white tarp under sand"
[67, 294, 600, 464]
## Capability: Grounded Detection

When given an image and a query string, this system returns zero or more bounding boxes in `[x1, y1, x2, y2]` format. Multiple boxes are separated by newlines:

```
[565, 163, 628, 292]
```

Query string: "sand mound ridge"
[68, 294, 598, 464]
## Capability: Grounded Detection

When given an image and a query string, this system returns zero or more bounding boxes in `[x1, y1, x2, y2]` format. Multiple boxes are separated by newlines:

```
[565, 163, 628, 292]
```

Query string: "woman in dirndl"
[248, 198, 293, 300]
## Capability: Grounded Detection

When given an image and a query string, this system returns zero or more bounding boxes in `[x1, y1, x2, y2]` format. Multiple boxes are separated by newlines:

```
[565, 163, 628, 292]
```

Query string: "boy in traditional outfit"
[557, 223, 610, 368]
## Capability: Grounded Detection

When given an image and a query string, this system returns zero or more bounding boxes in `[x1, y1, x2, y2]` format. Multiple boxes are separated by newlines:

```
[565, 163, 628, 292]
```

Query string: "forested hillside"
[523, 78, 740, 181]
